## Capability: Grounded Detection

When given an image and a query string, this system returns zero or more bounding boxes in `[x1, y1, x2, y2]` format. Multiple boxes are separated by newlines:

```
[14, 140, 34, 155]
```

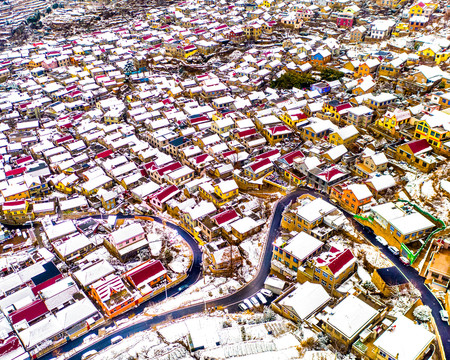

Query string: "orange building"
[330, 183, 373, 213]
[90, 274, 136, 318]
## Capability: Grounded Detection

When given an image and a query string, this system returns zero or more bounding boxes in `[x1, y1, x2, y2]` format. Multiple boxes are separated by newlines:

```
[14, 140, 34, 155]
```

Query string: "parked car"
[238, 302, 248, 311]
[81, 350, 98, 360]
[250, 296, 259, 306]
[376, 236, 388, 246]
[399, 256, 409, 265]
[260, 289, 273, 298]
[440, 310, 448, 322]
[256, 293, 267, 304]
[111, 336, 123, 344]
[387, 246, 399, 256]
[244, 299, 253, 309]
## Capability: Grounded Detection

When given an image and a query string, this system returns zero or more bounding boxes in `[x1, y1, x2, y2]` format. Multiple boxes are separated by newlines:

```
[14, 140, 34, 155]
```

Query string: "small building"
[124, 259, 169, 298]
[372, 266, 409, 297]
[372, 315, 434, 360]
[230, 216, 263, 242]
[329, 125, 359, 146]
[330, 183, 373, 213]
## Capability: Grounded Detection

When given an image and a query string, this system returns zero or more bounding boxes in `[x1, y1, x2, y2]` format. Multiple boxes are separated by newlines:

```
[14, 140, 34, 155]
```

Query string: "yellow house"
[212, 179, 239, 206]
[1, 200, 35, 223]
[376, 108, 411, 135]
[279, 110, 308, 128]
[436, 51, 450, 65]
[329, 125, 359, 145]
[414, 114, 450, 148]
[2, 184, 30, 202]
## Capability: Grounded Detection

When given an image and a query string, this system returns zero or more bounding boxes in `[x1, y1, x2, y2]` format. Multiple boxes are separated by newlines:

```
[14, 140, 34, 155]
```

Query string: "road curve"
[37, 189, 449, 360]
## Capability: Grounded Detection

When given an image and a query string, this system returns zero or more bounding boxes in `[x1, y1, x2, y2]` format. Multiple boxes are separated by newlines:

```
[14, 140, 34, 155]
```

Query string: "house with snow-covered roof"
[330, 183, 374, 213]
[307, 165, 351, 193]
[90, 274, 135, 318]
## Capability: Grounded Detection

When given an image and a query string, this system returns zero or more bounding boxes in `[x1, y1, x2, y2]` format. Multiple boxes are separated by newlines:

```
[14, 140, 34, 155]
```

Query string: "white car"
[244, 299, 253, 309]
[440, 310, 449, 322]
[260, 289, 273, 298]
[250, 296, 259, 306]
[257, 293, 267, 304]
[81, 350, 98, 360]
[238, 302, 248, 311]
[387, 246, 399, 256]
[375, 236, 388, 246]
[111, 336, 123, 344]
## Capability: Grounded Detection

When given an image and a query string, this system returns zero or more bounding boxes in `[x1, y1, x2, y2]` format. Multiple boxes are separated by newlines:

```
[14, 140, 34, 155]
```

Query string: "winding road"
[35, 189, 449, 360]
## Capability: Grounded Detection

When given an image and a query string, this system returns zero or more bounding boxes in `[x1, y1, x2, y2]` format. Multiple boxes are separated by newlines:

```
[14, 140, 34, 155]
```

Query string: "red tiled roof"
[32, 274, 63, 296]
[153, 185, 180, 202]
[5, 167, 27, 177]
[335, 103, 352, 112]
[156, 162, 182, 176]
[406, 139, 431, 154]
[222, 150, 236, 158]
[280, 150, 305, 165]
[318, 167, 344, 182]
[327, 249, 354, 275]
[55, 135, 73, 144]
[126, 260, 166, 288]
[249, 158, 272, 173]
[189, 116, 209, 125]
[212, 209, 239, 226]
[3, 200, 26, 207]
[237, 128, 256, 138]
[0, 336, 21, 357]
[95, 149, 113, 159]
[193, 153, 210, 164]
[255, 149, 280, 160]
[16, 156, 33, 165]
[267, 125, 291, 135]
[9, 299, 48, 325]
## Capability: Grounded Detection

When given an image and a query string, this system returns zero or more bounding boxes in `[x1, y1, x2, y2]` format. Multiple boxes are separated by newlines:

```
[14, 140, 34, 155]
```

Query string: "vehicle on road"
[83, 334, 98, 344]
[244, 299, 253, 309]
[238, 302, 248, 311]
[387, 246, 399, 256]
[256, 293, 267, 304]
[250, 296, 259, 306]
[81, 350, 98, 360]
[177, 284, 189, 292]
[440, 310, 449, 322]
[260, 289, 273, 298]
[399, 256, 409, 265]
[376, 236, 388, 246]
[111, 336, 123, 344]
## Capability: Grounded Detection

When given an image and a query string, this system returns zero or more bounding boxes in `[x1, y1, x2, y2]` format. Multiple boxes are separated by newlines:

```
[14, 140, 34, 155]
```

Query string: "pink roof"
[318, 167, 345, 182]
[16, 155, 33, 165]
[0, 337, 21, 357]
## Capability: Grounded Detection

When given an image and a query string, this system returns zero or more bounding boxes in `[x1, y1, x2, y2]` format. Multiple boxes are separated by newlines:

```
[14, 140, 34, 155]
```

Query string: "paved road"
[37, 190, 449, 360]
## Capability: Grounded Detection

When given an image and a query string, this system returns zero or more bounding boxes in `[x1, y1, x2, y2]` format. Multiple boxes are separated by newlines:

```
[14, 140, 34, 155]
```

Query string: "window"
[286, 253, 291, 259]
[323, 272, 328, 278]
[293, 258, 298, 263]
[315, 268, 321, 274]
[321, 280, 327, 286]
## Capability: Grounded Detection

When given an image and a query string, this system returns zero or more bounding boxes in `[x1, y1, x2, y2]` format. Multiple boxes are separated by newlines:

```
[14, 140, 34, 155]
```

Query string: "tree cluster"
[271, 70, 315, 90]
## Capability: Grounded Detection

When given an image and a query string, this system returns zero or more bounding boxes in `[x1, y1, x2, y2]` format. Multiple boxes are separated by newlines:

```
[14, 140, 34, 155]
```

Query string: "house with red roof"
[148, 185, 181, 211]
[307, 165, 350, 193]
[264, 125, 293, 145]
[390, 138, 442, 172]
[9, 299, 49, 326]
[242, 158, 274, 180]
[299, 246, 356, 292]
[198, 208, 241, 242]
[124, 260, 169, 299]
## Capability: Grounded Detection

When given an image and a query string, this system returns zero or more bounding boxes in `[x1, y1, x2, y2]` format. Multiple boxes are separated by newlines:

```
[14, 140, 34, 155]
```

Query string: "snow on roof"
[131, 181, 160, 199]
[280, 282, 331, 321]
[370, 152, 388, 166]
[336, 125, 358, 140]
[389, 212, 434, 235]
[366, 175, 396, 191]
[73, 260, 115, 287]
[326, 294, 378, 339]
[55, 297, 98, 330]
[346, 184, 373, 201]
[186, 201, 216, 221]
[325, 144, 347, 160]
[44, 221, 77, 241]
[230, 216, 260, 234]
[53, 234, 91, 258]
[282, 232, 324, 262]
[216, 179, 238, 194]
[296, 198, 336, 223]
[60, 196, 88, 211]
[373, 315, 434, 360]
[18, 315, 64, 350]
[110, 223, 145, 246]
